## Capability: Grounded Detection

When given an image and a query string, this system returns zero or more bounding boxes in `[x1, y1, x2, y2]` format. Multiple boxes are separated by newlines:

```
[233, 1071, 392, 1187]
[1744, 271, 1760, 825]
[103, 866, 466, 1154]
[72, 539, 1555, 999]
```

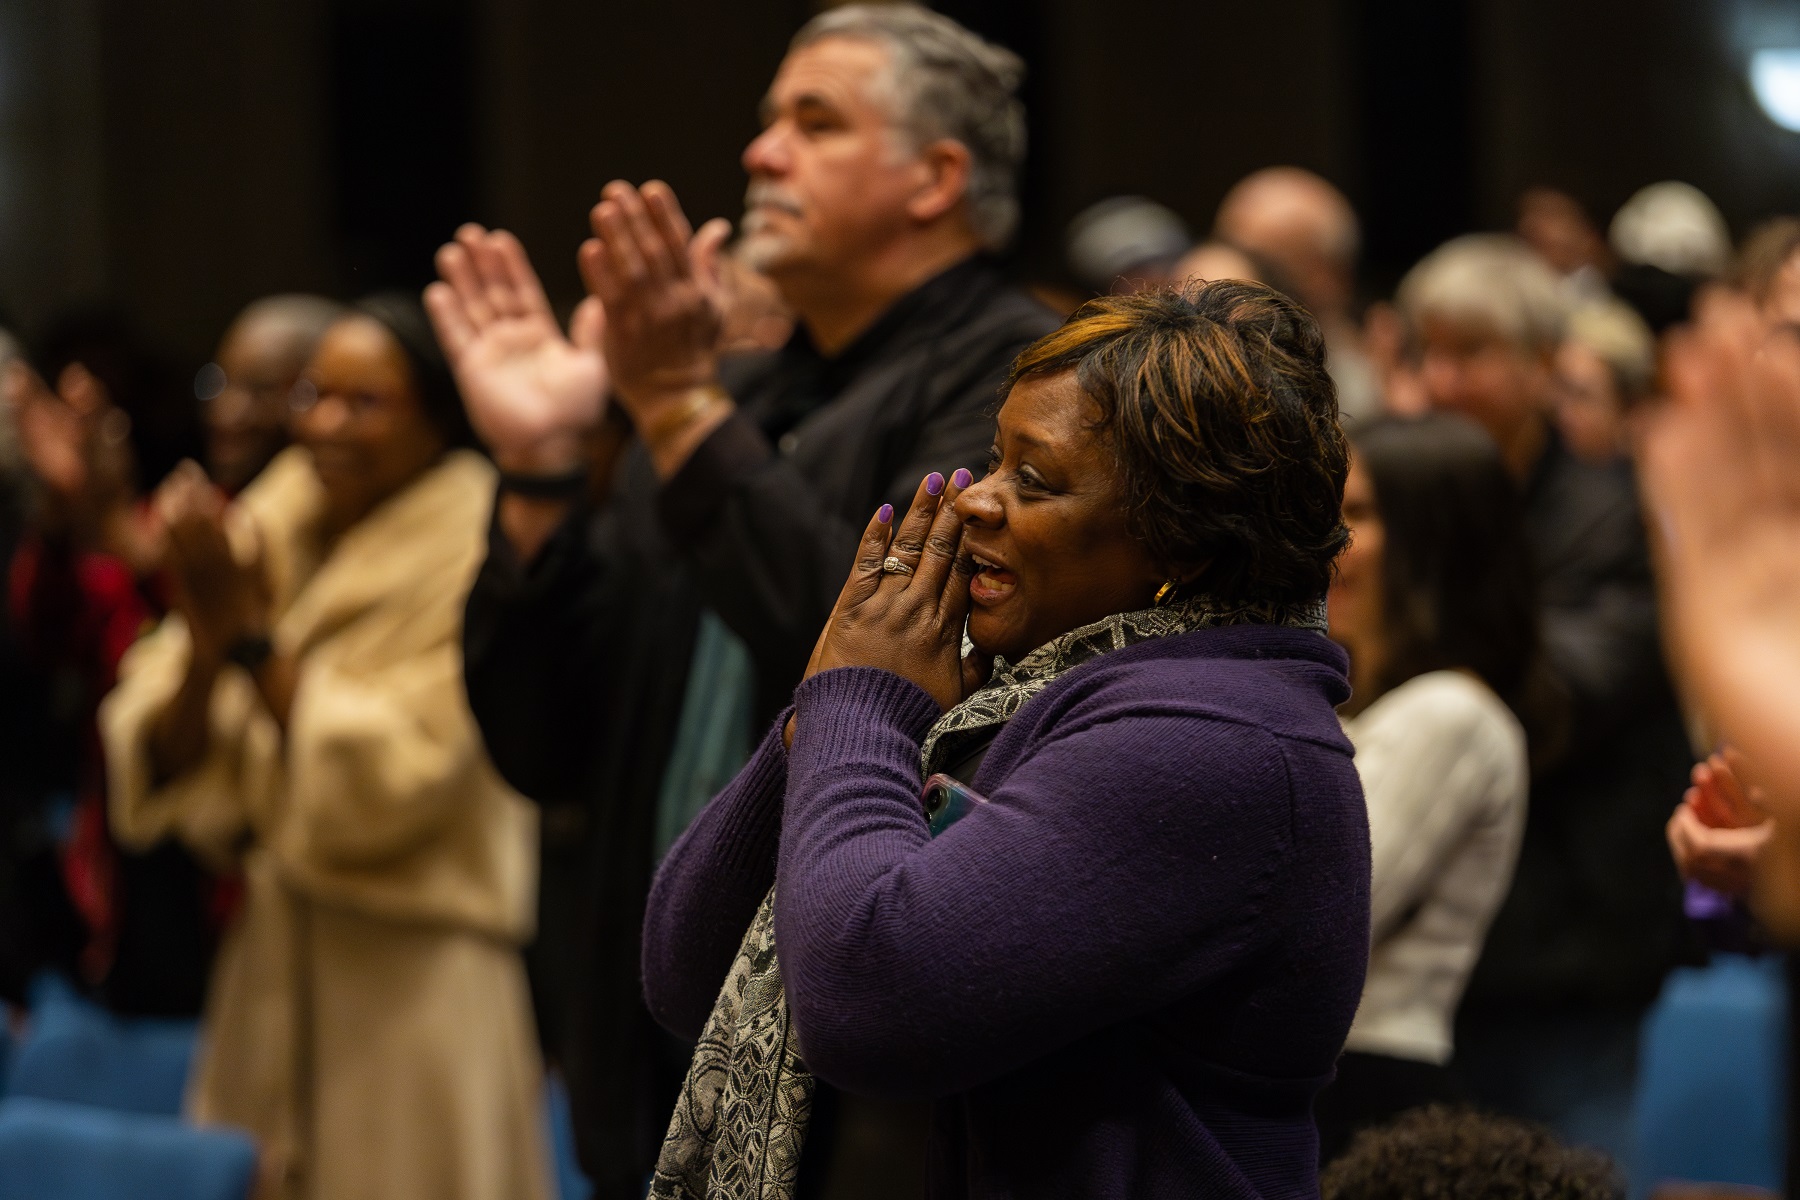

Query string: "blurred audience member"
[0, 343, 233, 1016]
[1518, 187, 1614, 302]
[0, 298, 339, 1019]
[1361, 300, 1430, 416]
[33, 309, 200, 506]
[0, 326, 26, 474]
[425, 6, 1056, 1190]
[1644, 256, 1800, 1200]
[100, 296, 547, 1200]
[1642, 287, 1800, 936]
[1315, 413, 1536, 1163]
[1400, 234, 1692, 1160]
[0, 326, 62, 1003]
[1321, 1106, 1623, 1199]
[1065, 195, 1191, 294]
[1214, 166, 1381, 422]
[1553, 299, 1656, 465]
[0, 357, 142, 1005]
[10, 338, 153, 575]
[198, 295, 343, 493]
[1175, 239, 1263, 286]
[1609, 181, 1731, 335]
[1733, 216, 1800, 330]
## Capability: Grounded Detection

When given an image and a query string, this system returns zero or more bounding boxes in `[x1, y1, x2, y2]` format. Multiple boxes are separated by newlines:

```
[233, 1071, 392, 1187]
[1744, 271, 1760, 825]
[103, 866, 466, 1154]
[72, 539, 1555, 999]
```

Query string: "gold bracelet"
[639, 386, 730, 446]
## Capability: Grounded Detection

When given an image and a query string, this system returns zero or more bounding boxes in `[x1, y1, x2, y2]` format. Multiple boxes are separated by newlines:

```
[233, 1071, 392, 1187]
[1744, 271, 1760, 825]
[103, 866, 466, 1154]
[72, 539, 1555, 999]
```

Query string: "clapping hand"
[786, 470, 990, 749]
[1642, 288, 1800, 808]
[7, 359, 132, 518]
[154, 462, 269, 663]
[1666, 747, 1771, 897]
[578, 181, 733, 432]
[425, 225, 609, 474]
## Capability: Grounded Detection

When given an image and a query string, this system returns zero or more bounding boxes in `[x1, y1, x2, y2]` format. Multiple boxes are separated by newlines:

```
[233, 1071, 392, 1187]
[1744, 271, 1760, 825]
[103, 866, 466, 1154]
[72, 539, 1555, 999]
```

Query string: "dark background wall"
[5, 0, 1800, 371]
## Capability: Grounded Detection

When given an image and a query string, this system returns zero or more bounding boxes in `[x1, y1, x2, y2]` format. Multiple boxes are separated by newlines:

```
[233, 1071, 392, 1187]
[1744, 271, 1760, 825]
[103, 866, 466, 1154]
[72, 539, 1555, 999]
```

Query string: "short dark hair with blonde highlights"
[1009, 280, 1349, 606]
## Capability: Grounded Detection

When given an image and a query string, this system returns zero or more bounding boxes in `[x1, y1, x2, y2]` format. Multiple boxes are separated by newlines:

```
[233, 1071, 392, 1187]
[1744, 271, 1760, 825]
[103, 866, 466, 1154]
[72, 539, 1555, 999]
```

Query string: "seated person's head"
[201, 295, 343, 492]
[1397, 234, 1568, 472]
[1213, 167, 1360, 321]
[1321, 1106, 1621, 1200]
[739, 4, 1024, 292]
[956, 280, 1348, 661]
[292, 294, 473, 532]
[1553, 299, 1655, 465]
[1176, 240, 1265, 288]
[1330, 413, 1537, 716]
[1064, 196, 1192, 294]
[1735, 216, 1800, 331]
[1516, 186, 1610, 279]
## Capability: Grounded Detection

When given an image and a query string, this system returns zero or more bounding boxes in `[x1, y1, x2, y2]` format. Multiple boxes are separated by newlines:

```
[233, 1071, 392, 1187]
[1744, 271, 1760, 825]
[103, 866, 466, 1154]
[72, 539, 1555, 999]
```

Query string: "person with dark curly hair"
[1321, 1106, 1622, 1200]
[642, 280, 1370, 1198]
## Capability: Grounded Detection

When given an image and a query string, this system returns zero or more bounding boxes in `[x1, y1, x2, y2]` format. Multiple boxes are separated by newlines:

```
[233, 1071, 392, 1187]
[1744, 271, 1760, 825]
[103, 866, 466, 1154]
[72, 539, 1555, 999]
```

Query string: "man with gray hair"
[1398, 233, 1692, 1164]
[425, 6, 1055, 1193]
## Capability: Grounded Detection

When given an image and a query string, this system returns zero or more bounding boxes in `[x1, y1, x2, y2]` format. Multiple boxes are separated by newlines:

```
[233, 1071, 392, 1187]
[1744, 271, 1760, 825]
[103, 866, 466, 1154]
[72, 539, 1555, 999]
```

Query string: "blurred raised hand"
[425, 225, 609, 474]
[9, 359, 103, 506]
[7, 357, 141, 555]
[1642, 288, 1800, 810]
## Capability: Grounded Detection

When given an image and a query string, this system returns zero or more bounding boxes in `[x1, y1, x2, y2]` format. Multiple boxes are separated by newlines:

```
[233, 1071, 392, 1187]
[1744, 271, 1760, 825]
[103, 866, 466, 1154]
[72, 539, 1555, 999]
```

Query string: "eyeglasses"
[286, 379, 392, 419]
[195, 362, 294, 411]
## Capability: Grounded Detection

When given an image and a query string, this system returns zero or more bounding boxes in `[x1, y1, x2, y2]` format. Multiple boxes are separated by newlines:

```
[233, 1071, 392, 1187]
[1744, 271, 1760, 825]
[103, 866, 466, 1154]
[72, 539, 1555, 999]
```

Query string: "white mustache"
[743, 181, 803, 218]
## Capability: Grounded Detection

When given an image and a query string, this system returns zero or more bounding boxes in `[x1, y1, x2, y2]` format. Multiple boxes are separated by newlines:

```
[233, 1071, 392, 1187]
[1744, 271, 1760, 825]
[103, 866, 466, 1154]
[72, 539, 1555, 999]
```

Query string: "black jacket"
[1464, 432, 1694, 1013]
[462, 257, 1058, 1195]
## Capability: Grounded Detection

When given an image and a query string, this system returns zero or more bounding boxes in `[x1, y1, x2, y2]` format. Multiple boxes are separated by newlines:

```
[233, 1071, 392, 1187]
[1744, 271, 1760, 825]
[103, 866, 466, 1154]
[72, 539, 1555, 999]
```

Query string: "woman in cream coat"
[100, 296, 549, 1200]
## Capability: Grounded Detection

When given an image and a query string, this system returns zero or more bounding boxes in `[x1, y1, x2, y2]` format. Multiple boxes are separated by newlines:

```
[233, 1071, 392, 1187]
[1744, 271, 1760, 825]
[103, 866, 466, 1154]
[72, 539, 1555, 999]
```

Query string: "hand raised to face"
[579, 181, 733, 421]
[424, 224, 609, 474]
[799, 468, 987, 721]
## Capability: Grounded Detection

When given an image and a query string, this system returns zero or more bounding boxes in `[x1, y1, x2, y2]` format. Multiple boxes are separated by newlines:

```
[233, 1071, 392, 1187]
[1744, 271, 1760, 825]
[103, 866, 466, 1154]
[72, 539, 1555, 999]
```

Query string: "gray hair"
[1565, 298, 1656, 400]
[1397, 234, 1568, 354]
[792, 4, 1026, 251]
[1609, 181, 1731, 278]
[226, 294, 347, 364]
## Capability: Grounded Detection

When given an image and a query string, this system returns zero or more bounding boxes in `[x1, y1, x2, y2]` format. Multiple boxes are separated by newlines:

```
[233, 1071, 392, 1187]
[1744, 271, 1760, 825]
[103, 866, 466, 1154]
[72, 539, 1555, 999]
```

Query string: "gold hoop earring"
[1153, 581, 1177, 606]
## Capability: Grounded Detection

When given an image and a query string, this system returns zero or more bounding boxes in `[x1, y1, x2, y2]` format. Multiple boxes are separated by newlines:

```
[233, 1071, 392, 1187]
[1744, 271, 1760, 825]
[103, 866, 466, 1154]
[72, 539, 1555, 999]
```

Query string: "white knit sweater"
[1341, 670, 1528, 1065]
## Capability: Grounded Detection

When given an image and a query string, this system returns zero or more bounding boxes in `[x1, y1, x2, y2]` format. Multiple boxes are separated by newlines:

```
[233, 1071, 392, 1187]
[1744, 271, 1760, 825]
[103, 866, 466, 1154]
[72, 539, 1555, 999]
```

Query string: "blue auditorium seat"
[1632, 953, 1788, 1197]
[545, 1073, 593, 1200]
[0, 1096, 256, 1200]
[6, 975, 196, 1116]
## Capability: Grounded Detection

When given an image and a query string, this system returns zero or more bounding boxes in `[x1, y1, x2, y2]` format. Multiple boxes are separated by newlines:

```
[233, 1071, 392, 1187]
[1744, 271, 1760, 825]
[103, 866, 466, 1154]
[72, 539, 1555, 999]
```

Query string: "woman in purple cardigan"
[643, 281, 1372, 1200]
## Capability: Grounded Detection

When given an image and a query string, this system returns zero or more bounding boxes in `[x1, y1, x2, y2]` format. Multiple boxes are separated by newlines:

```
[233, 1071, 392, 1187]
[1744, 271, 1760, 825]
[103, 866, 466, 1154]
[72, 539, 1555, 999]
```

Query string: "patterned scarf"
[648, 594, 1328, 1199]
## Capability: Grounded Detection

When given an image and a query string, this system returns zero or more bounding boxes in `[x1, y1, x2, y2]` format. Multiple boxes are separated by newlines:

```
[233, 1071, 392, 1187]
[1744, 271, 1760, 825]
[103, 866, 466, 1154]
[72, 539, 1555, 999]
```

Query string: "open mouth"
[969, 553, 1017, 603]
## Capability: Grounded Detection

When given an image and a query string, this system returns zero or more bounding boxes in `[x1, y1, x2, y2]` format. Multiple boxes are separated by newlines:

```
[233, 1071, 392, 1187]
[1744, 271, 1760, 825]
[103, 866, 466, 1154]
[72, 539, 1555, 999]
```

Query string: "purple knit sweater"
[643, 623, 1371, 1199]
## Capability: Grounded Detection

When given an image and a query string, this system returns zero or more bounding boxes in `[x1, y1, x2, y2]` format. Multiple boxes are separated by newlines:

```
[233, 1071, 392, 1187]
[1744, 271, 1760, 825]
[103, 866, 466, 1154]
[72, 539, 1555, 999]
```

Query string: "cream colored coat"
[100, 448, 549, 1200]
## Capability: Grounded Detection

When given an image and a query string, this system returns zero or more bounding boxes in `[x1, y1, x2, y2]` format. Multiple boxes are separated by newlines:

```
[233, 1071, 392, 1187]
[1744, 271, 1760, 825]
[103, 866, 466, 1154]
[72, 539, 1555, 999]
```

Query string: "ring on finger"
[882, 556, 915, 577]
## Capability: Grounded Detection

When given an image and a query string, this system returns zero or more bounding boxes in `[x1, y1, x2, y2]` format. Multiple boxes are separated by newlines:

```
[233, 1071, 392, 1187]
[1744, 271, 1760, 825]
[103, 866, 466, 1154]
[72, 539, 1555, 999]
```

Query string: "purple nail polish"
[925, 472, 945, 496]
[951, 468, 972, 489]
[877, 504, 894, 524]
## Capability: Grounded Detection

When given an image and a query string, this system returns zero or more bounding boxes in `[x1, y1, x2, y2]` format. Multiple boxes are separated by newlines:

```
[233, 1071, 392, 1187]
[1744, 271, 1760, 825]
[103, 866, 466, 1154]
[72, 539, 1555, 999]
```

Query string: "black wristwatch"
[225, 632, 274, 673]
